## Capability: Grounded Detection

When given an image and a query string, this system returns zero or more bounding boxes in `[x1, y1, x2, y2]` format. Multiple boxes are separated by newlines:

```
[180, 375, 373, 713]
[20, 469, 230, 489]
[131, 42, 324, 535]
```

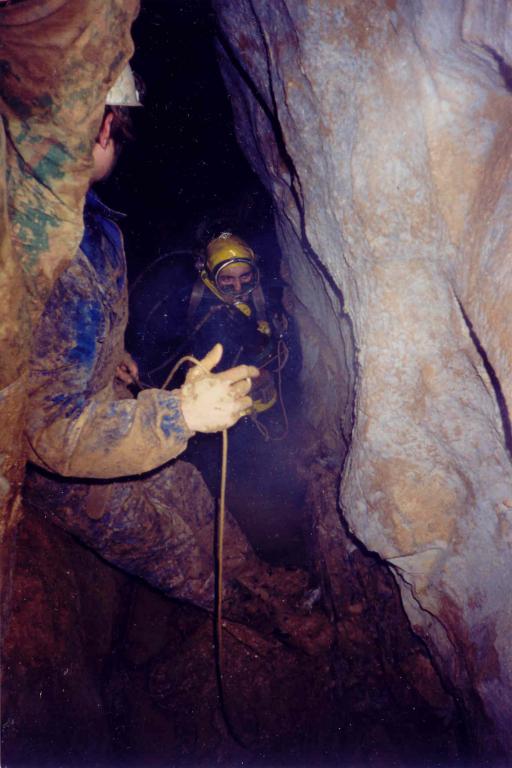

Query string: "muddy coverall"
[26, 191, 194, 480]
[23, 192, 305, 616]
[0, 0, 139, 617]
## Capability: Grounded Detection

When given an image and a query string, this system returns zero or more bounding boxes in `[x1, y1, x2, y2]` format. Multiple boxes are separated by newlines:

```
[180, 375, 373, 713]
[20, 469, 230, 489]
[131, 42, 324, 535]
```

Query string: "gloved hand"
[180, 343, 259, 433]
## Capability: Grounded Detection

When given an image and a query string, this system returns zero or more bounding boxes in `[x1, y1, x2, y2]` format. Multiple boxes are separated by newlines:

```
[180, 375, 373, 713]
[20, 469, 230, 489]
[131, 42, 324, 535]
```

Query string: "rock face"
[213, 0, 512, 759]
[2, 511, 128, 766]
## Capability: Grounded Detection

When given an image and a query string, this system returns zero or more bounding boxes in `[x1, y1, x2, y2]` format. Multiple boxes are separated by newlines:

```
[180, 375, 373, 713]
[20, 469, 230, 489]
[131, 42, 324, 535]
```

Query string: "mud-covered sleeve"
[26, 268, 195, 480]
[28, 384, 195, 480]
[0, 0, 139, 320]
[0, 2, 139, 507]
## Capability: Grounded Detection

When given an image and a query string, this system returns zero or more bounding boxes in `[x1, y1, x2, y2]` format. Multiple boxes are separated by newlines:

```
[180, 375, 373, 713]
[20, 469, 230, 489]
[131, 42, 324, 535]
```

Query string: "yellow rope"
[216, 427, 228, 678]
[161, 355, 233, 737]
[161, 354, 205, 390]
[142, 344, 287, 742]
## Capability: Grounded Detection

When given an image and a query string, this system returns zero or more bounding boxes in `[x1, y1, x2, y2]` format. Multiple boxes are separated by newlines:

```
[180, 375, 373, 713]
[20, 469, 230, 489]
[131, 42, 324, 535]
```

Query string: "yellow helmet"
[206, 232, 255, 270]
[205, 233, 259, 297]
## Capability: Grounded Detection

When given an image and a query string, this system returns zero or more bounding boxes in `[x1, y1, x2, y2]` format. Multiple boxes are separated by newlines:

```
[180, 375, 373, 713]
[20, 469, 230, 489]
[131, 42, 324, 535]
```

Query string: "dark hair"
[105, 105, 135, 146]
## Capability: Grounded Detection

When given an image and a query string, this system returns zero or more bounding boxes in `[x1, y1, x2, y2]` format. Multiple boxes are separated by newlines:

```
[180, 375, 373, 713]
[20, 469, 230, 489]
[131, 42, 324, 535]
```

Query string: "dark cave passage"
[1, 2, 474, 767]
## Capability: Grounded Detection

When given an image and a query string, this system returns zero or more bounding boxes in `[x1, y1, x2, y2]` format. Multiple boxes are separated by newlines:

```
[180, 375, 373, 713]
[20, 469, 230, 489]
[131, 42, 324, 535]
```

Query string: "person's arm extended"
[28, 381, 194, 479]
[27, 268, 255, 480]
[28, 352, 256, 479]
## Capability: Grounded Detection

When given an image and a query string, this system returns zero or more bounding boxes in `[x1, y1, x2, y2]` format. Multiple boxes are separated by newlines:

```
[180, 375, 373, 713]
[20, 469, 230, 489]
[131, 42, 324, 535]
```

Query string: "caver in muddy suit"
[128, 233, 299, 502]
[23, 83, 323, 648]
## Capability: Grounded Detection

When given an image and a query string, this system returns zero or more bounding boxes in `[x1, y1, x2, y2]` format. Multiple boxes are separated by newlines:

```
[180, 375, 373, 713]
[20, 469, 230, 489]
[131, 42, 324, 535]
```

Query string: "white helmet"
[106, 64, 142, 107]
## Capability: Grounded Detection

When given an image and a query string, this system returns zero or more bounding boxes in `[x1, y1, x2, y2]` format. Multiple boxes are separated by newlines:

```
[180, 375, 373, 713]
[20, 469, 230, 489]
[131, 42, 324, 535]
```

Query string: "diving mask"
[214, 258, 259, 298]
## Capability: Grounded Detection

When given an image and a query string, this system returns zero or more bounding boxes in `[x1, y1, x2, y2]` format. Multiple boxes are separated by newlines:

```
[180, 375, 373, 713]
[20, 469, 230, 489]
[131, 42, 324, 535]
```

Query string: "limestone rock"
[213, 0, 512, 758]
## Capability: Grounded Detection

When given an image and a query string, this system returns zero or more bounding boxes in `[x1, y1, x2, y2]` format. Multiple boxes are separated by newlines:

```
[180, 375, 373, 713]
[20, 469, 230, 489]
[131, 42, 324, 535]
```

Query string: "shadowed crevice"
[457, 298, 512, 456]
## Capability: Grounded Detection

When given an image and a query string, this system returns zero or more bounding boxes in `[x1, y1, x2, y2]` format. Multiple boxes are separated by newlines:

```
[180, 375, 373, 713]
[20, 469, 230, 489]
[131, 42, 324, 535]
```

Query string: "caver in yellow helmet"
[203, 232, 259, 301]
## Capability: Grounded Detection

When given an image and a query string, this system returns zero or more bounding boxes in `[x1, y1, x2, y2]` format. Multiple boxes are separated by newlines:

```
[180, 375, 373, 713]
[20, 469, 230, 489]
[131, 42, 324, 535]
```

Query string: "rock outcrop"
[213, 0, 512, 759]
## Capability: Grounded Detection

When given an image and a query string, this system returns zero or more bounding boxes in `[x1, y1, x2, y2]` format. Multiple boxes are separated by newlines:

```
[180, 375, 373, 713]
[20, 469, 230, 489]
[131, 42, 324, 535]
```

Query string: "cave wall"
[213, 0, 512, 758]
[215, 17, 355, 458]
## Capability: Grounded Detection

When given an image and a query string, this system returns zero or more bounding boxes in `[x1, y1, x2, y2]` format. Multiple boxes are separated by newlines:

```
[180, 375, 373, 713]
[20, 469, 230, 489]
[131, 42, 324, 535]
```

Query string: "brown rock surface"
[213, 0, 512, 759]
[1, 511, 128, 766]
[3, 466, 460, 766]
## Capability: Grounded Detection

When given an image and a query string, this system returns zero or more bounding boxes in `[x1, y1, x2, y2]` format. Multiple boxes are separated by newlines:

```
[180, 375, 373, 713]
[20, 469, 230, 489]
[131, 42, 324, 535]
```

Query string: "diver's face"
[216, 262, 255, 298]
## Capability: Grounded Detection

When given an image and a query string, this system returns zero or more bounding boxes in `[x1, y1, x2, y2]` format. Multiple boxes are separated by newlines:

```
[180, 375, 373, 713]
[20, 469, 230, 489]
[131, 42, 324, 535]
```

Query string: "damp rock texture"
[3, 468, 460, 767]
[1, 511, 129, 767]
[213, 0, 512, 759]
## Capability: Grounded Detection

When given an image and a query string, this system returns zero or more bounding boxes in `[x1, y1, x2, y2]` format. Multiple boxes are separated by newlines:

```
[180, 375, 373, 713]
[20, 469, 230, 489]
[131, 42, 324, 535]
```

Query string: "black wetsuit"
[128, 254, 280, 386]
[127, 252, 305, 563]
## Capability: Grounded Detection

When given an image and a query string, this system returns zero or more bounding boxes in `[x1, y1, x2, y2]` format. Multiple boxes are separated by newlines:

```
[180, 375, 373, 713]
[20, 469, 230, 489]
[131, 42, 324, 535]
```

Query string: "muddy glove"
[180, 343, 259, 433]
